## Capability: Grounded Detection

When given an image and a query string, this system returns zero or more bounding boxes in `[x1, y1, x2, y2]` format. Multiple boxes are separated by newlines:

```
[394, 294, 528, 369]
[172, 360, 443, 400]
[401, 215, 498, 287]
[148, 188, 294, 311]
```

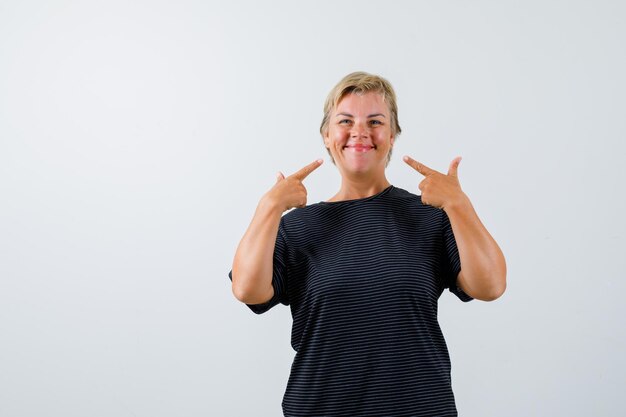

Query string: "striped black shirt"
[228, 185, 473, 416]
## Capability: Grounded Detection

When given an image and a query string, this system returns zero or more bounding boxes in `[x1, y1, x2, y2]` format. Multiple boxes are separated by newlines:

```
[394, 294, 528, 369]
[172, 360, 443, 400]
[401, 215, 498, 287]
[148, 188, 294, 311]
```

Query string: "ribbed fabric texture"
[228, 185, 473, 417]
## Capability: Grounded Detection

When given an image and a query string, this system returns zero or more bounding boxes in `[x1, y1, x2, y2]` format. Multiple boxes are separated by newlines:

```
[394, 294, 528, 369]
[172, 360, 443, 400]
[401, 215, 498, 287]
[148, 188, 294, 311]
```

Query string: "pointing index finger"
[290, 158, 324, 181]
[403, 155, 435, 176]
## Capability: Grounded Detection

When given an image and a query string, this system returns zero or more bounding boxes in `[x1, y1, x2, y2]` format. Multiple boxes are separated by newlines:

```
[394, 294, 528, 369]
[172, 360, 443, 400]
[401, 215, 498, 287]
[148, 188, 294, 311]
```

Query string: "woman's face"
[324, 91, 395, 176]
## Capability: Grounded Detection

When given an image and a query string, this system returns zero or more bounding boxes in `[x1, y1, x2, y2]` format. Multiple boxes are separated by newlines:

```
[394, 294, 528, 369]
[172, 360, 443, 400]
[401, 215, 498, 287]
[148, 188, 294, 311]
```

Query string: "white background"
[1, 1, 624, 416]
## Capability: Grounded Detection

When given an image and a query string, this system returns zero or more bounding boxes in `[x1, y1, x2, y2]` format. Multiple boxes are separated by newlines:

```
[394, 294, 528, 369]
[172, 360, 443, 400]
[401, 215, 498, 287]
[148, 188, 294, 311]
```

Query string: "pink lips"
[344, 144, 374, 152]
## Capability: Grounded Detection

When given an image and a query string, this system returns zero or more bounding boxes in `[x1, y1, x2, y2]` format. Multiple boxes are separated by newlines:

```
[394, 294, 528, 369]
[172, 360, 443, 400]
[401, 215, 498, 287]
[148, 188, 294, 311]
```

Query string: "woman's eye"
[339, 119, 351, 124]
[370, 120, 382, 125]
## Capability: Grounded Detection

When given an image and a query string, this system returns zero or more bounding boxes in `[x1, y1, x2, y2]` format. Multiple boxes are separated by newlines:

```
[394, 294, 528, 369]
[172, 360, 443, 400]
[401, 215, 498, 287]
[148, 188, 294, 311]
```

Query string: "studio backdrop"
[0, 1, 624, 416]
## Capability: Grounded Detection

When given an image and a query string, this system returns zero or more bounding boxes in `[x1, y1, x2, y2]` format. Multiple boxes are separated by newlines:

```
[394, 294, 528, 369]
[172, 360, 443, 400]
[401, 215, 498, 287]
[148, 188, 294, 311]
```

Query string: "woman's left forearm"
[444, 193, 507, 301]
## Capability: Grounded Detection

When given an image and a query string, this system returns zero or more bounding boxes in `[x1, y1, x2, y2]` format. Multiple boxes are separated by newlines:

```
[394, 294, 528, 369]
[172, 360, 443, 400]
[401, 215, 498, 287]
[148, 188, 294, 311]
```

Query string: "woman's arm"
[444, 194, 507, 301]
[231, 197, 282, 304]
[230, 159, 323, 304]
[402, 155, 507, 302]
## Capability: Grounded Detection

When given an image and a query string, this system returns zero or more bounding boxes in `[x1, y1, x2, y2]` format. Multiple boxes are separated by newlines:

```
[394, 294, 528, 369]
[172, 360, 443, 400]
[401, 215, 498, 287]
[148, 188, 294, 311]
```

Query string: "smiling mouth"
[343, 145, 376, 151]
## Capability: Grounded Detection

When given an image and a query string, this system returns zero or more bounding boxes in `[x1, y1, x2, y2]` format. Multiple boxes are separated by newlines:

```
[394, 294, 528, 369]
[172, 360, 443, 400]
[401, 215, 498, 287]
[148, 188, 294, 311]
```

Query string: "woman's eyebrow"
[335, 112, 386, 118]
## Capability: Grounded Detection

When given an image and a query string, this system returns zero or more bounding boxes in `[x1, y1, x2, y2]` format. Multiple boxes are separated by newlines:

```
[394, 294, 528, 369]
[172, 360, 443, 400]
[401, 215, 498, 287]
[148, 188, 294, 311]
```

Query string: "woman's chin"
[335, 151, 387, 174]
[339, 161, 379, 175]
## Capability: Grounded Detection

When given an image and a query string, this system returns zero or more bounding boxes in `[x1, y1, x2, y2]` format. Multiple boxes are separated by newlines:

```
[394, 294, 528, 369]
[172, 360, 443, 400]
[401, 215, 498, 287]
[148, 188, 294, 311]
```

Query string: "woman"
[228, 72, 506, 417]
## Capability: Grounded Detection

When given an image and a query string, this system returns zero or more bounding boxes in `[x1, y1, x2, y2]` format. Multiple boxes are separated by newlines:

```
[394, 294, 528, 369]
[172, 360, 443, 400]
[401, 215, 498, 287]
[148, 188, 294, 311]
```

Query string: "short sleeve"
[440, 209, 473, 302]
[227, 217, 290, 314]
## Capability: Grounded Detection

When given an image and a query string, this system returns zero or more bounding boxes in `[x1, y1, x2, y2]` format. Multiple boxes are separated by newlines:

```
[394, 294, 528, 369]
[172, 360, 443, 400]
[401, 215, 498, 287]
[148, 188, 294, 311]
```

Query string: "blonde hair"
[320, 71, 402, 166]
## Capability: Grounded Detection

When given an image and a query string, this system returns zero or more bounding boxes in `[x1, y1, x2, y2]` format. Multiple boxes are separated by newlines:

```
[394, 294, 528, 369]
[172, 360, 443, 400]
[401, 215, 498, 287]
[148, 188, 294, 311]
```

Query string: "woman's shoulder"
[390, 186, 446, 217]
[388, 185, 419, 201]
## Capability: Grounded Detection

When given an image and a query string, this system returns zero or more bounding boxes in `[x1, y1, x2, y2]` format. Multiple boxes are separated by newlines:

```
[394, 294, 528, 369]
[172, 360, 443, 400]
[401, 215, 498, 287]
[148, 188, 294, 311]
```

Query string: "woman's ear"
[323, 133, 330, 148]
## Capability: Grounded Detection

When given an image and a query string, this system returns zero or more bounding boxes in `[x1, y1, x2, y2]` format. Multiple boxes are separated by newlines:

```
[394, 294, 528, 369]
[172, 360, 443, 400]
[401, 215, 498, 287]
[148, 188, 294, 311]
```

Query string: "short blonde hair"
[320, 71, 402, 166]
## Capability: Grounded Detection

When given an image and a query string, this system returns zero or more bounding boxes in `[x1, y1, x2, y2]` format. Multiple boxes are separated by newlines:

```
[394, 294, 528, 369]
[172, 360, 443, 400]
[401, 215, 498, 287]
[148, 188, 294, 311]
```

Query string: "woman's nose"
[351, 121, 369, 138]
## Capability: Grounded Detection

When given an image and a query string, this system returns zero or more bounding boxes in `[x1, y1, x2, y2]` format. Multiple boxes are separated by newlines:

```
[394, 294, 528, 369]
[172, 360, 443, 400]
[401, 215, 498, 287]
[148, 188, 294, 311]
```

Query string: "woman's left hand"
[403, 155, 467, 211]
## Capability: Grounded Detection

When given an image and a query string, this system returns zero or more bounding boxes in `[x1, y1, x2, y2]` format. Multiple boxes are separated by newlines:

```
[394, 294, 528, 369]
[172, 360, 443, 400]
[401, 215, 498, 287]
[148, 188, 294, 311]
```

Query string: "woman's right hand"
[262, 159, 324, 212]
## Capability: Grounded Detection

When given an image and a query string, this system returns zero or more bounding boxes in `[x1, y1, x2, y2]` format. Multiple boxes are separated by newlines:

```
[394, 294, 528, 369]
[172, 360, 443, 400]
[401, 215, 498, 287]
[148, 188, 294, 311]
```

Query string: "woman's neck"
[327, 176, 391, 202]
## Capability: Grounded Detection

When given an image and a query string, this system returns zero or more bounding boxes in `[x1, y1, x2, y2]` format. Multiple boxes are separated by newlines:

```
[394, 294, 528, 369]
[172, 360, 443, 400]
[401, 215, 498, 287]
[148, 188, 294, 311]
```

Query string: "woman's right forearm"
[231, 196, 283, 303]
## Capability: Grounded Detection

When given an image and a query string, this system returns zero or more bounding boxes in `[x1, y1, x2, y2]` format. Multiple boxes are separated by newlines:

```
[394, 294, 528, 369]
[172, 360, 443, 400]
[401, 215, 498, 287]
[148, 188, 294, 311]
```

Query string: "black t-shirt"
[228, 185, 473, 417]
